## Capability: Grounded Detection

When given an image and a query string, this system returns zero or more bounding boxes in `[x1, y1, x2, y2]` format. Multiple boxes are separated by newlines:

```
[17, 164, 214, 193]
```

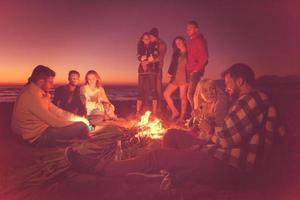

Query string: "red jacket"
[186, 34, 208, 72]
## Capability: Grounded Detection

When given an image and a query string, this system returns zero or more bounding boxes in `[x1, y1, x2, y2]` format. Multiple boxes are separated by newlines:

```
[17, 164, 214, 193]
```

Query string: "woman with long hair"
[80, 70, 117, 124]
[164, 36, 188, 121]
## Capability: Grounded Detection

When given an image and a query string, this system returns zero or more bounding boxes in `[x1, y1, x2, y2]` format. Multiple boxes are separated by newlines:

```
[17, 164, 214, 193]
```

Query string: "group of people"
[53, 70, 117, 124]
[10, 20, 285, 190]
[65, 62, 285, 189]
[11, 66, 117, 147]
[136, 21, 208, 121]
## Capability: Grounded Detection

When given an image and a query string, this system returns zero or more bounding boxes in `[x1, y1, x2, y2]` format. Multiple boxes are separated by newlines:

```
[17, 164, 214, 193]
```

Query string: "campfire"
[136, 111, 166, 139]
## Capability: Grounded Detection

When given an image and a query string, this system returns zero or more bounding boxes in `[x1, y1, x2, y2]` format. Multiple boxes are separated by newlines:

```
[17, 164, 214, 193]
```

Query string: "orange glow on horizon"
[0, 63, 139, 85]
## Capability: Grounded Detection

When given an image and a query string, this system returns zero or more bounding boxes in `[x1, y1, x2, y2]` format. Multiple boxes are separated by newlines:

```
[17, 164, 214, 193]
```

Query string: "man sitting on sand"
[65, 63, 285, 188]
[53, 70, 86, 116]
[11, 65, 90, 147]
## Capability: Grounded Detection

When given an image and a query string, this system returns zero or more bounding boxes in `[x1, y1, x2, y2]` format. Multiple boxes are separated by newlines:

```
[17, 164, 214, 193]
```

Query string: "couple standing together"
[137, 21, 208, 120]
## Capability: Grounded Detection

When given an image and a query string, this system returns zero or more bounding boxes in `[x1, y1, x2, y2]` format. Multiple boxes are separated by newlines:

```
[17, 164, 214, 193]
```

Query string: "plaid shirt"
[202, 90, 285, 171]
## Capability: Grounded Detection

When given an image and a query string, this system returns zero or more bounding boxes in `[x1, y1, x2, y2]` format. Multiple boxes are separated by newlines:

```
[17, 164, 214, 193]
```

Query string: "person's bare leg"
[163, 84, 179, 119]
[179, 84, 188, 120]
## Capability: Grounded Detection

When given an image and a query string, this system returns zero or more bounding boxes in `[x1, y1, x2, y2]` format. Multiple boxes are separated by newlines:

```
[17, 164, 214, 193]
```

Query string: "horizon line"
[0, 81, 138, 86]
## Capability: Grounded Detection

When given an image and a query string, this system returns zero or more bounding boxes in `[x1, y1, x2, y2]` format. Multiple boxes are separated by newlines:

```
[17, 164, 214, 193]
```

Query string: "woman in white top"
[80, 70, 117, 124]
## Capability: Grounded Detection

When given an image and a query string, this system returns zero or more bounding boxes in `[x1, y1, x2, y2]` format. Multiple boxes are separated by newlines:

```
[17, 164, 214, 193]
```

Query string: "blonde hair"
[198, 79, 216, 93]
[193, 79, 216, 109]
[85, 70, 102, 88]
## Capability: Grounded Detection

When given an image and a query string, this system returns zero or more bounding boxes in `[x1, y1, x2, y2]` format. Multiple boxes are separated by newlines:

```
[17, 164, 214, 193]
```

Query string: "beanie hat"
[149, 27, 159, 37]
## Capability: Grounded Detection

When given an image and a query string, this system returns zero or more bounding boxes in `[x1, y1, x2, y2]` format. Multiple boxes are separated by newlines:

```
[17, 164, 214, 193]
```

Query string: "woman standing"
[164, 36, 188, 120]
[80, 70, 117, 125]
[136, 32, 159, 116]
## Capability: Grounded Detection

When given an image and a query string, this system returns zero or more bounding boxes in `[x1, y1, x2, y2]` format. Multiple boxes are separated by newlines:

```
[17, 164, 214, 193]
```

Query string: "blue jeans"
[34, 122, 89, 147]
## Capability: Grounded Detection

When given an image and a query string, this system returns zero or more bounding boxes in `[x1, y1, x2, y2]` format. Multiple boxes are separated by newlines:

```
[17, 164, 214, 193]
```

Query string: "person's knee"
[180, 92, 187, 101]
[163, 90, 170, 100]
[73, 122, 89, 135]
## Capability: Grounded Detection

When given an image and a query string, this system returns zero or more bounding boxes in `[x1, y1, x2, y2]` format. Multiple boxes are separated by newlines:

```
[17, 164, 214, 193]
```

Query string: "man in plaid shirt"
[203, 87, 281, 171]
[66, 63, 285, 187]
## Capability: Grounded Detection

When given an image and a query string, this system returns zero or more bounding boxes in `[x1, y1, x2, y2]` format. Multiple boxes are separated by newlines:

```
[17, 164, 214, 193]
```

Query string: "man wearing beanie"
[149, 27, 167, 114]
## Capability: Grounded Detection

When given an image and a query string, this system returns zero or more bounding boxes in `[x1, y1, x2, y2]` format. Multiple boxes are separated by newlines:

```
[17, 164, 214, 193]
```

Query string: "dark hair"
[172, 36, 186, 53]
[149, 27, 159, 38]
[27, 65, 55, 85]
[138, 32, 150, 46]
[187, 20, 199, 28]
[68, 70, 80, 77]
[222, 63, 255, 86]
[85, 70, 102, 88]
[168, 36, 187, 76]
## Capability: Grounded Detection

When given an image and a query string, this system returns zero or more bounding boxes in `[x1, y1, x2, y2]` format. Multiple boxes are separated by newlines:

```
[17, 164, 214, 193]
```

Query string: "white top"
[80, 85, 112, 115]
[11, 83, 75, 143]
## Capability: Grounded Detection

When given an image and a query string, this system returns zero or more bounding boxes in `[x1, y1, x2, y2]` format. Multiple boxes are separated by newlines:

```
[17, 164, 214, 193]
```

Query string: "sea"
[0, 84, 139, 102]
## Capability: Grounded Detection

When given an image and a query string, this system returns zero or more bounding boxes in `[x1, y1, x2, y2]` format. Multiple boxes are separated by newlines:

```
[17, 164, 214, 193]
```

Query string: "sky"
[0, 0, 299, 85]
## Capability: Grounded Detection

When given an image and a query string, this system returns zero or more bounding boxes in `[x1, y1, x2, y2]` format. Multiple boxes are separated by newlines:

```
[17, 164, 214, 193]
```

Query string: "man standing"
[186, 21, 208, 110]
[11, 65, 89, 147]
[149, 27, 167, 113]
[53, 70, 86, 116]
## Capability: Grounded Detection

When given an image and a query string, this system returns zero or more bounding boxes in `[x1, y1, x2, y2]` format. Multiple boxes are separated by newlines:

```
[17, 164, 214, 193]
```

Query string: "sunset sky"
[0, 0, 299, 85]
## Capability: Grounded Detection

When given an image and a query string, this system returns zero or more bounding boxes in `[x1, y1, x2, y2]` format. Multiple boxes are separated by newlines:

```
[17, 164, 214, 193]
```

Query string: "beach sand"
[0, 84, 300, 200]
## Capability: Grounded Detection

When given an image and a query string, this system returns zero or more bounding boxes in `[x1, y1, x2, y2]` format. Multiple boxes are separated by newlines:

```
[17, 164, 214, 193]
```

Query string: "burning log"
[136, 111, 166, 139]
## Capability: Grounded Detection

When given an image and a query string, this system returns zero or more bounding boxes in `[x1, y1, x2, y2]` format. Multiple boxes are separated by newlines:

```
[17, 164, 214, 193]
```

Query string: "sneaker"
[65, 147, 98, 174]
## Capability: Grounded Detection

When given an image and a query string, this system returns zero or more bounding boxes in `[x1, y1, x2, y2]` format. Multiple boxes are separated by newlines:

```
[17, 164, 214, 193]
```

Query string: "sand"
[0, 85, 300, 200]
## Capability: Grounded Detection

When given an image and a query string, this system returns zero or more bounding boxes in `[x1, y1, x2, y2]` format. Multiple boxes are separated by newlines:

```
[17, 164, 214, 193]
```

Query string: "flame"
[136, 111, 166, 139]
